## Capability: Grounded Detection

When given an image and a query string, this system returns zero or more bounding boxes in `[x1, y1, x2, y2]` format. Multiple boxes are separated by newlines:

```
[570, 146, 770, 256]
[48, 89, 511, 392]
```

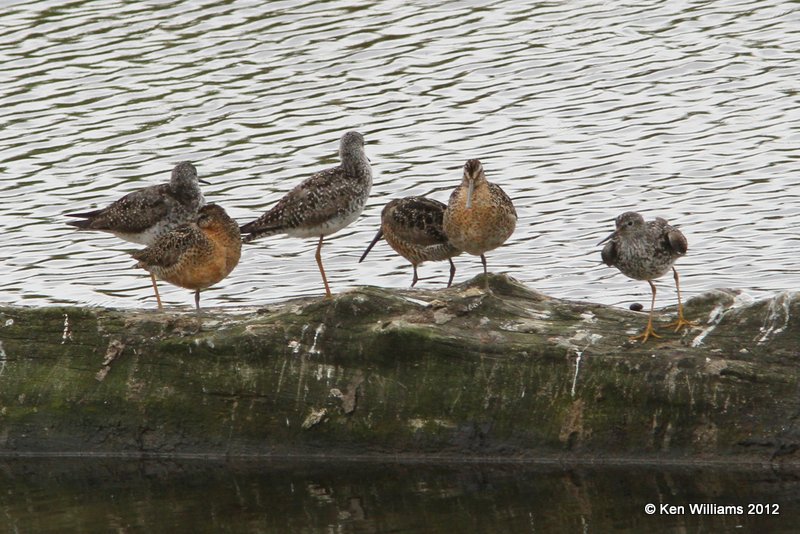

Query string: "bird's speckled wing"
[67, 184, 171, 233]
[132, 224, 207, 269]
[240, 166, 355, 236]
[488, 183, 518, 219]
[385, 197, 449, 247]
[601, 239, 618, 266]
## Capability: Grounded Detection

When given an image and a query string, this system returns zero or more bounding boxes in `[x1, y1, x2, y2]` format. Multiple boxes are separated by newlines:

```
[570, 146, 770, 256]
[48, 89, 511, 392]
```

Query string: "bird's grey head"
[615, 211, 645, 233]
[170, 161, 199, 189]
[339, 131, 366, 159]
[598, 211, 645, 246]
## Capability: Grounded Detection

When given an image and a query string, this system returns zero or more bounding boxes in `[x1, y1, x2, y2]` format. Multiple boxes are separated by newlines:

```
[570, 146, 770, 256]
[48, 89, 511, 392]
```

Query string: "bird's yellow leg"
[665, 267, 697, 332]
[631, 280, 662, 343]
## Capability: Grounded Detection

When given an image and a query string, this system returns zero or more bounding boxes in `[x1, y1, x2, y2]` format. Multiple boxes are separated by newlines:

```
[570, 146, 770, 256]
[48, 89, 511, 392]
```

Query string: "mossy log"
[1, 274, 798, 465]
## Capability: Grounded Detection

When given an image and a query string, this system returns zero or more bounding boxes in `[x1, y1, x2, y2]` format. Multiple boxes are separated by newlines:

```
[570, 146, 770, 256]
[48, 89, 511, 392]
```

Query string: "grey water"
[1, 459, 798, 533]
[0, 0, 798, 312]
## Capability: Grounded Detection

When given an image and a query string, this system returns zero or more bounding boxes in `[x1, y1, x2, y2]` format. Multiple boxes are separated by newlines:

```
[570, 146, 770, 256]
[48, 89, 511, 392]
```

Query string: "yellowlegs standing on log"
[131, 203, 241, 320]
[442, 159, 517, 289]
[359, 196, 461, 287]
[240, 131, 372, 298]
[599, 211, 695, 343]
[65, 161, 207, 309]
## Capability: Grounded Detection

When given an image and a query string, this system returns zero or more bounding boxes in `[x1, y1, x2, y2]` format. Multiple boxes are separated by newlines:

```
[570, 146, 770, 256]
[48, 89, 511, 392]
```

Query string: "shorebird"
[442, 159, 517, 289]
[599, 211, 695, 343]
[240, 131, 372, 298]
[359, 196, 461, 287]
[65, 161, 207, 308]
[131, 203, 241, 318]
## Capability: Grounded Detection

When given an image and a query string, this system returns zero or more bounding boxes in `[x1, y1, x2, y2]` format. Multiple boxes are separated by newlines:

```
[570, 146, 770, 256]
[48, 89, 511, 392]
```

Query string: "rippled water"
[2, 459, 798, 533]
[1, 0, 798, 310]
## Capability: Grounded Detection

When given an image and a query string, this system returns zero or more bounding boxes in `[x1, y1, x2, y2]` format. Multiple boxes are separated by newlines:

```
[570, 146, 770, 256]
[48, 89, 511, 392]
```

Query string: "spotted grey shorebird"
[442, 159, 517, 289]
[240, 131, 372, 298]
[359, 196, 461, 287]
[599, 211, 695, 343]
[132, 203, 241, 322]
[65, 161, 207, 308]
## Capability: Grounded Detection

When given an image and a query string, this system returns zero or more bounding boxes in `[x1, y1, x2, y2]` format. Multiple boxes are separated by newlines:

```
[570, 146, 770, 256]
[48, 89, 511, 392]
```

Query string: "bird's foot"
[665, 315, 697, 333]
[630, 324, 661, 344]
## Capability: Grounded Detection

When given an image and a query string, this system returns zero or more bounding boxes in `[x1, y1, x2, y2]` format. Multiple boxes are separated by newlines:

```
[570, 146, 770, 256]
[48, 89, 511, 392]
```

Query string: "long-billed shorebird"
[132, 203, 241, 319]
[359, 196, 461, 287]
[599, 211, 695, 343]
[65, 161, 207, 309]
[442, 159, 517, 289]
[240, 131, 372, 298]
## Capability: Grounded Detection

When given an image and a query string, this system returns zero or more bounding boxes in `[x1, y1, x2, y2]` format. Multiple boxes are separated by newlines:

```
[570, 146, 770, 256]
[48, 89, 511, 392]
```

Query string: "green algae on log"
[0, 274, 798, 465]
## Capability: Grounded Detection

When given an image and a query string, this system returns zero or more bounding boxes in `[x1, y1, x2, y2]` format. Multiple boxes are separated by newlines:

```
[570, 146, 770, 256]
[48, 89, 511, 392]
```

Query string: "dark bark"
[1, 274, 798, 466]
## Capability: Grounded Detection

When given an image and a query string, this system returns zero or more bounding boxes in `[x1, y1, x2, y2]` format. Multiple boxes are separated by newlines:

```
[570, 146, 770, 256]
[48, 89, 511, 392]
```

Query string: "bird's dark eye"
[627, 220, 633, 226]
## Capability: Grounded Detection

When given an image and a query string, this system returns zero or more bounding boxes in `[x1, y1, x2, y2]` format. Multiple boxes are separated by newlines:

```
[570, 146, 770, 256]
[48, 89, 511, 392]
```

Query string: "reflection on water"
[0, 459, 797, 533]
[0, 0, 798, 310]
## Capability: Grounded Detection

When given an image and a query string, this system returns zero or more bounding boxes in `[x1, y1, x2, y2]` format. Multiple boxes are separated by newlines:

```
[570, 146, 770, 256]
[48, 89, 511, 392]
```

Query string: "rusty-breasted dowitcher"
[240, 131, 372, 298]
[442, 159, 517, 289]
[359, 196, 461, 287]
[599, 211, 695, 343]
[65, 161, 207, 308]
[131, 203, 241, 317]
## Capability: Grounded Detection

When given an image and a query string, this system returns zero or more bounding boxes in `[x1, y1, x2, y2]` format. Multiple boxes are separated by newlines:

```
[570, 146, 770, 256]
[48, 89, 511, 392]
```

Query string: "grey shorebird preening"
[132, 203, 241, 323]
[240, 131, 372, 298]
[65, 161, 207, 309]
[599, 211, 696, 343]
[442, 159, 517, 289]
[359, 196, 461, 287]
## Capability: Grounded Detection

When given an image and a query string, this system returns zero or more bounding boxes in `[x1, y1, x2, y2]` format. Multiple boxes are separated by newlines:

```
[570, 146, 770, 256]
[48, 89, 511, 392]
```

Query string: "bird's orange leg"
[315, 235, 333, 299]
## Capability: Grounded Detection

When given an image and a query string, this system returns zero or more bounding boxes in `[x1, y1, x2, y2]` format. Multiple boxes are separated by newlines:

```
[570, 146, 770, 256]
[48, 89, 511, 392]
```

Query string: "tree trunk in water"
[1, 274, 798, 465]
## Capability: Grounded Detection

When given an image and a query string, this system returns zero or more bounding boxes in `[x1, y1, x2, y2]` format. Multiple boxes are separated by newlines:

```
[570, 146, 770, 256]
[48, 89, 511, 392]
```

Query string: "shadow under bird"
[359, 196, 462, 287]
[599, 211, 696, 343]
[131, 203, 241, 318]
[65, 161, 208, 308]
[442, 159, 517, 289]
[239, 131, 372, 298]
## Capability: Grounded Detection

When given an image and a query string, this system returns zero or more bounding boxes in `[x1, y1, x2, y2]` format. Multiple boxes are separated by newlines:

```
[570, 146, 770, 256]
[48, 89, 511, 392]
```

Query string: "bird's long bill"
[199, 179, 211, 185]
[466, 180, 475, 209]
[597, 230, 617, 246]
[359, 228, 384, 263]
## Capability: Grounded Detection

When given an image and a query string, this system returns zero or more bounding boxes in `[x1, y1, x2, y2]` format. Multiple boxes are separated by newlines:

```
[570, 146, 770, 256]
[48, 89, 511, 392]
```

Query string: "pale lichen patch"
[61, 314, 73, 344]
[309, 324, 326, 355]
[433, 309, 454, 325]
[301, 407, 327, 429]
[408, 418, 456, 431]
[757, 291, 793, 345]
[95, 339, 125, 382]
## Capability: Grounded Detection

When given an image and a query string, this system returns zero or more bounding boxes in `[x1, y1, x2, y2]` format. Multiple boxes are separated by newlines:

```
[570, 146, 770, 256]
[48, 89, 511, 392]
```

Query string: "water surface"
[1, 459, 798, 533]
[0, 0, 798, 310]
